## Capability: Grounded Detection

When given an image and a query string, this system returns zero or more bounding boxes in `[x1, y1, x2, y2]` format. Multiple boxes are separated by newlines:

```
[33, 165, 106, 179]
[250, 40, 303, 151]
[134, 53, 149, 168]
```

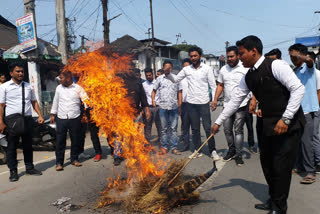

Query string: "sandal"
[172, 149, 181, 155]
[158, 147, 167, 155]
[300, 174, 316, 184]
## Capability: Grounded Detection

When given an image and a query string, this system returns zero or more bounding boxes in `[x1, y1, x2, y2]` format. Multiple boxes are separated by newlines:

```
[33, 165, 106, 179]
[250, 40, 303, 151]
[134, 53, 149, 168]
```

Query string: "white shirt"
[180, 78, 188, 103]
[315, 68, 320, 90]
[51, 83, 88, 119]
[215, 56, 305, 125]
[167, 63, 216, 104]
[142, 79, 159, 105]
[0, 80, 37, 117]
[218, 61, 249, 108]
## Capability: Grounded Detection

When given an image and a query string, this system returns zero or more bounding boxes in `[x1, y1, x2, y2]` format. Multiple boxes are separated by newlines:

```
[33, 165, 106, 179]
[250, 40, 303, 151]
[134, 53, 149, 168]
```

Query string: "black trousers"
[180, 102, 191, 150]
[55, 117, 81, 165]
[260, 129, 302, 212]
[6, 117, 34, 171]
[186, 103, 216, 153]
[79, 121, 102, 155]
[256, 116, 263, 150]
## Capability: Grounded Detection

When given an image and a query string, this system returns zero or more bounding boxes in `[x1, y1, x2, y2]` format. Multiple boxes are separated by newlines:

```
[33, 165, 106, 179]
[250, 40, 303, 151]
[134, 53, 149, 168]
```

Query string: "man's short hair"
[9, 62, 24, 73]
[61, 71, 72, 78]
[157, 69, 164, 74]
[133, 68, 141, 74]
[188, 46, 203, 56]
[144, 68, 153, 74]
[226, 46, 239, 55]
[265, 48, 282, 59]
[308, 51, 317, 61]
[236, 35, 263, 55]
[182, 58, 192, 65]
[163, 61, 173, 67]
[288, 43, 308, 55]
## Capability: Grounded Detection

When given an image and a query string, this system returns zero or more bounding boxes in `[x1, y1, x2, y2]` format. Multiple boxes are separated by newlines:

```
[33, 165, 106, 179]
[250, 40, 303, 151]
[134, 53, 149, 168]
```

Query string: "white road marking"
[0, 145, 93, 176]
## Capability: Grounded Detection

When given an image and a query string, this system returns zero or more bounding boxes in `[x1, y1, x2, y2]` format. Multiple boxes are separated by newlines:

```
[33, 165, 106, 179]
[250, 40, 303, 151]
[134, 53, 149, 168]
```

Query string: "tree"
[172, 44, 202, 52]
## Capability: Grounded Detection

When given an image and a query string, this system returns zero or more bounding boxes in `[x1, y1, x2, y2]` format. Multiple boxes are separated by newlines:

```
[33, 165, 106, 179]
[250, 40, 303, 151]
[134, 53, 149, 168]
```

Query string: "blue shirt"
[295, 63, 319, 113]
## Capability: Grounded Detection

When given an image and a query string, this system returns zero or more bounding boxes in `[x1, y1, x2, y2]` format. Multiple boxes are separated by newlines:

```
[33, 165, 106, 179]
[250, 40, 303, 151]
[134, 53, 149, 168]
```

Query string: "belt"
[148, 105, 158, 107]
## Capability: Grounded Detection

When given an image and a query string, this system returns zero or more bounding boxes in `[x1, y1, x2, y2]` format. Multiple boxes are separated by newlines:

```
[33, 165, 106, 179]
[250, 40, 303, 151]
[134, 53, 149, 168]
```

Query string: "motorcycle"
[0, 115, 56, 164]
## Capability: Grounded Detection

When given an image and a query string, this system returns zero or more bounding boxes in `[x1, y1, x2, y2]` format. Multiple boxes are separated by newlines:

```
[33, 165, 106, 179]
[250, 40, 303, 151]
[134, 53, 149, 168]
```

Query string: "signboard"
[296, 36, 320, 47]
[16, 14, 37, 53]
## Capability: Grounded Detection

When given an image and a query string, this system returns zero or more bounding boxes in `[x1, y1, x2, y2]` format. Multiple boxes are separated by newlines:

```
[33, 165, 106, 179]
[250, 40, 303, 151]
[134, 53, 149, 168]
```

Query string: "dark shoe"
[113, 157, 123, 166]
[316, 165, 320, 174]
[71, 160, 83, 167]
[56, 164, 64, 171]
[255, 200, 271, 210]
[26, 168, 42, 176]
[234, 156, 244, 166]
[223, 151, 236, 162]
[9, 169, 19, 182]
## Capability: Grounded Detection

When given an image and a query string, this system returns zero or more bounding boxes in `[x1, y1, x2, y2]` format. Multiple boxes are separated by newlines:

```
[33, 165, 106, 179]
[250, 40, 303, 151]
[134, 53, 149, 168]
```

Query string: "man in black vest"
[211, 35, 305, 214]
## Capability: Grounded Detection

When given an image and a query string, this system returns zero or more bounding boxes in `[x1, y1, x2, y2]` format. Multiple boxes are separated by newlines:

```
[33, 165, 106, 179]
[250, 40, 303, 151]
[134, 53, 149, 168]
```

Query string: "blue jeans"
[159, 108, 179, 150]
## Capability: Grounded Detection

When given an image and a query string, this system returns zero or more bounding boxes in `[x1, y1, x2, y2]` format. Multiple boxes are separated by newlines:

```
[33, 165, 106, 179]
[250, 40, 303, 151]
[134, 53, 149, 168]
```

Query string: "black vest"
[245, 58, 305, 136]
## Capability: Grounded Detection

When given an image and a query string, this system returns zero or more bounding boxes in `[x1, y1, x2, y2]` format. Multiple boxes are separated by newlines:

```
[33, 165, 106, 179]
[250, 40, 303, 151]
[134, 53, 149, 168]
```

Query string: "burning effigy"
[63, 45, 216, 213]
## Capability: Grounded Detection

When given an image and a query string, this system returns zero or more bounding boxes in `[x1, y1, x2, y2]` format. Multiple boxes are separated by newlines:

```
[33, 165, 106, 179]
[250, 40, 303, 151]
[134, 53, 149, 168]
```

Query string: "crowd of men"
[1, 35, 319, 214]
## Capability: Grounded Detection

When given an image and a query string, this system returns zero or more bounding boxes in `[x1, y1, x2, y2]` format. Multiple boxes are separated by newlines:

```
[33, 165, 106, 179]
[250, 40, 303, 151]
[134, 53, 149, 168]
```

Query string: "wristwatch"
[281, 117, 291, 126]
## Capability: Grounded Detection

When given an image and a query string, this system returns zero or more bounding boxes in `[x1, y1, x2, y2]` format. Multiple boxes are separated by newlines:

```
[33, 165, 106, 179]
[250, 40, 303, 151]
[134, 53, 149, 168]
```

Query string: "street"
[0, 108, 319, 214]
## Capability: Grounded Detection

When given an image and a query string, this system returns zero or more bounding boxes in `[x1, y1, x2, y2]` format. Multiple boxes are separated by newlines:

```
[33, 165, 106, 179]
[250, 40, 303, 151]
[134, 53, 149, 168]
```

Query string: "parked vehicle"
[0, 115, 56, 164]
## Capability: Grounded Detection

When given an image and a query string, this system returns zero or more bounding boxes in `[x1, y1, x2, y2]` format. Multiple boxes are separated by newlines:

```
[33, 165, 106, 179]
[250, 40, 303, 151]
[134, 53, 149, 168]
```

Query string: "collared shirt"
[0, 80, 37, 117]
[180, 78, 188, 103]
[142, 79, 159, 105]
[215, 56, 305, 125]
[51, 83, 88, 119]
[315, 68, 320, 90]
[154, 74, 180, 110]
[218, 61, 249, 108]
[295, 63, 319, 113]
[167, 62, 216, 104]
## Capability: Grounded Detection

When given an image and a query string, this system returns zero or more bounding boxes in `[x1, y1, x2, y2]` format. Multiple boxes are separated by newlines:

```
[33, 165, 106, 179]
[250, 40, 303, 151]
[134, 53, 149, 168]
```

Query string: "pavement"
[0, 107, 319, 214]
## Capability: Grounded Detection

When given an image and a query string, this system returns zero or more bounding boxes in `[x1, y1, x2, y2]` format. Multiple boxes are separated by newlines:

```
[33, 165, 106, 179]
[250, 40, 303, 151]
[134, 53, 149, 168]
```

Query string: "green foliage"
[172, 44, 201, 52]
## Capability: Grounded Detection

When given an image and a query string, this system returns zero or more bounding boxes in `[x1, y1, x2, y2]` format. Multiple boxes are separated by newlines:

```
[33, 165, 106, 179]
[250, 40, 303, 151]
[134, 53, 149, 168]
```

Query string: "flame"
[63, 45, 167, 195]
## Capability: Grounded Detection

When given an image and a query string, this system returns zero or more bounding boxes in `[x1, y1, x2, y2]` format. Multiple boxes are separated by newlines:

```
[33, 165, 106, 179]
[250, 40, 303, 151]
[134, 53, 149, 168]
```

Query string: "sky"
[1, 0, 320, 63]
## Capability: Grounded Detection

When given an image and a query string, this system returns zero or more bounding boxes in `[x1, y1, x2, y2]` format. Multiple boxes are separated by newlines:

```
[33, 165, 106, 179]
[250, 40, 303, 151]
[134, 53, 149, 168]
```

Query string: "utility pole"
[101, 0, 121, 45]
[79, 35, 89, 52]
[225, 41, 230, 50]
[101, 0, 109, 44]
[149, 0, 156, 75]
[24, 0, 36, 26]
[176, 33, 181, 45]
[56, 0, 68, 64]
[145, 28, 152, 39]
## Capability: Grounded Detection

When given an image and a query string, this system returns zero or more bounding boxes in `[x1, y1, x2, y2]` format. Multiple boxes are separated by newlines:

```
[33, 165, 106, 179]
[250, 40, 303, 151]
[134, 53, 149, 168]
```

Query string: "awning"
[3, 38, 61, 60]
[295, 36, 320, 47]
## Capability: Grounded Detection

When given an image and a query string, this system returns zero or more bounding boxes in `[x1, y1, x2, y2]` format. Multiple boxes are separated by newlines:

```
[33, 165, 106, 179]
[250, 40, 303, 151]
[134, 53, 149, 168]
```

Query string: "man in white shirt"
[212, 46, 249, 166]
[50, 71, 89, 171]
[164, 47, 219, 160]
[178, 58, 192, 152]
[211, 36, 305, 214]
[142, 68, 161, 144]
[308, 52, 320, 173]
[0, 62, 44, 182]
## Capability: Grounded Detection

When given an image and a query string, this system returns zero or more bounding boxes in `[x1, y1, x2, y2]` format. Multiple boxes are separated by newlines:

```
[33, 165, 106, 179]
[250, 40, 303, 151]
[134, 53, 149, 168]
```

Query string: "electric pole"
[56, 0, 68, 64]
[149, 0, 155, 47]
[24, 0, 36, 26]
[149, 0, 156, 75]
[176, 33, 181, 45]
[101, 0, 109, 44]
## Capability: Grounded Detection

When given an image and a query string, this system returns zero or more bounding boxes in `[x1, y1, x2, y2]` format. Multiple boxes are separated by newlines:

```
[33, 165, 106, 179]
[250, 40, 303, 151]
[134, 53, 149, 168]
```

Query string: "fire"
[63, 45, 167, 194]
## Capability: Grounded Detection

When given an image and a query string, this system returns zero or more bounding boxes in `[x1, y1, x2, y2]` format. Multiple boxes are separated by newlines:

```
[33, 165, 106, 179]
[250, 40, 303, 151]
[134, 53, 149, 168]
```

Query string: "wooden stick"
[167, 134, 214, 186]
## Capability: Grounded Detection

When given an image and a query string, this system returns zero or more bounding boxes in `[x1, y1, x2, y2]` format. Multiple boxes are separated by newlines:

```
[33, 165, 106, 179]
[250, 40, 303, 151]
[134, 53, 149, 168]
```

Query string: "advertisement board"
[16, 13, 37, 53]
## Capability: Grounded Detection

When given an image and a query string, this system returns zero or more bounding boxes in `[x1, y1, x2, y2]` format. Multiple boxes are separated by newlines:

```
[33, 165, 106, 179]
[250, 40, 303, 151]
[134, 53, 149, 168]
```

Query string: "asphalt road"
[0, 107, 319, 214]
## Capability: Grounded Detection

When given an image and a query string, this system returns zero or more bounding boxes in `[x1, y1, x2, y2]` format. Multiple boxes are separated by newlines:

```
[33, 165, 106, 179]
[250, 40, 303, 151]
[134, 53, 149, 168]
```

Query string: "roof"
[3, 38, 61, 60]
[0, 16, 19, 51]
[296, 36, 320, 47]
[140, 38, 171, 46]
[110, 34, 144, 54]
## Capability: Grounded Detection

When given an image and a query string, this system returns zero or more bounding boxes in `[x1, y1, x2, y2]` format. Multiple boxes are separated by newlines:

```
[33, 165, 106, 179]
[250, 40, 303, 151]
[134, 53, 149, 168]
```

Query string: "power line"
[75, 4, 101, 31]
[111, 0, 145, 34]
[200, 4, 312, 29]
